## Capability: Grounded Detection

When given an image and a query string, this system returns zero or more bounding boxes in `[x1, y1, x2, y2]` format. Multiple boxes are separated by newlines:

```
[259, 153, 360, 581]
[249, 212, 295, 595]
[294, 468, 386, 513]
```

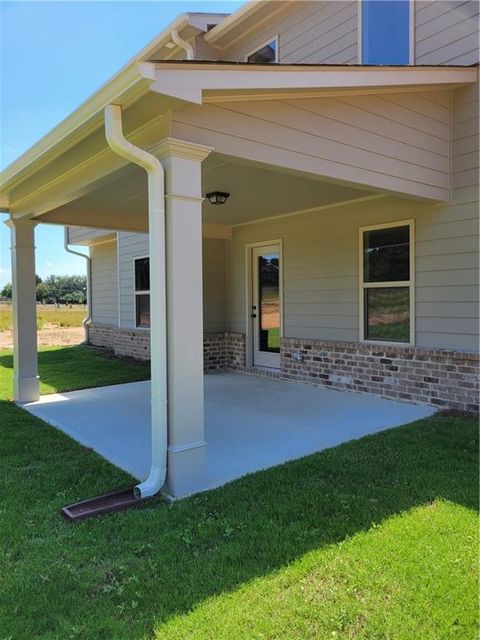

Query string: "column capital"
[5, 216, 38, 230]
[151, 137, 213, 163]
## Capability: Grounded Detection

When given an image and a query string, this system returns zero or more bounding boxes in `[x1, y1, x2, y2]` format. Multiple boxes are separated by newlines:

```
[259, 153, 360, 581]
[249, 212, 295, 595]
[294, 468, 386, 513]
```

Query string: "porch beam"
[158, 137, 213, 497]
[8, 219, 39, 403]
[151, 64, 478, 104]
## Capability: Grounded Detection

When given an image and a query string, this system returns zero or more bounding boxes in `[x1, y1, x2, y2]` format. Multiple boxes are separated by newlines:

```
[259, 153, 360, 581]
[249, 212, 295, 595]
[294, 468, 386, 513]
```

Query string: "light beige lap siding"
[222, 1, 358, 65]
[90, 240, 118, 326]
[415, 0, 480, 65]
[225, 83, 479, 355]
[117, 232, 227, 333]
[172, 89, 451, 202]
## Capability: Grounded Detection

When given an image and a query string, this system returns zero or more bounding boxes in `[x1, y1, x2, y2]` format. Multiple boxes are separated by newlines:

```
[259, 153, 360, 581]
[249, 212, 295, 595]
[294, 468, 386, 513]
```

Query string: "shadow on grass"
[0, 393, 477, 639]
[0, 345, 150, 397]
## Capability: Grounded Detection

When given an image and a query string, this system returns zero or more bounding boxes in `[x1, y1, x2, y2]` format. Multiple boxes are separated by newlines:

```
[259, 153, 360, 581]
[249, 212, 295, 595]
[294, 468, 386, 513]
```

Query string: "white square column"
[9, 218, 39, 403]
[157, 139, 212, 497]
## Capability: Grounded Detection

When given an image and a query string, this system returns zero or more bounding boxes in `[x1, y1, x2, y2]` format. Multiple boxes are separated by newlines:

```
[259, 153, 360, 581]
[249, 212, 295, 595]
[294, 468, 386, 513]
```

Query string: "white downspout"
[104, 103, 167, 499]
[63, 227, 92, 344]
[170, 28, 194, 60]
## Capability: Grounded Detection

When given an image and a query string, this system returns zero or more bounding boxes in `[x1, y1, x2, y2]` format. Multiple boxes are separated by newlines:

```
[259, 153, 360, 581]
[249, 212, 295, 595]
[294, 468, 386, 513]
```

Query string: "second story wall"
[213, 0, 479, 66]
[222, 1, 358, 64]
[415, 0, 479, 65]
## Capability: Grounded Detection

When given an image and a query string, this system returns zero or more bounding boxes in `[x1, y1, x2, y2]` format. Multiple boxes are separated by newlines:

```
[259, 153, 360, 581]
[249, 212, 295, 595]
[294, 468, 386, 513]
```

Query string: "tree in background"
[37, 275, 87, 304]
[1, 275, 87, 304]
[0, 283, 12, 299]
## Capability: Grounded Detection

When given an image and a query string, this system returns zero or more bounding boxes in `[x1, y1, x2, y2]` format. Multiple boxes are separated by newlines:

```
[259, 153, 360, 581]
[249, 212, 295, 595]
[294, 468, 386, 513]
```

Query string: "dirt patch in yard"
[0, 327, 84, 349]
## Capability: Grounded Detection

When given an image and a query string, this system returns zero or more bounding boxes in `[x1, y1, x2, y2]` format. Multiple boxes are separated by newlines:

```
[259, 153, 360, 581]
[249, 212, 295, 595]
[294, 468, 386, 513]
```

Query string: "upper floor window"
[246, 37, 278, 63]
[359, 221, 414, 345]
[134, 257, 150, 328]
[361, 0, 411, 65]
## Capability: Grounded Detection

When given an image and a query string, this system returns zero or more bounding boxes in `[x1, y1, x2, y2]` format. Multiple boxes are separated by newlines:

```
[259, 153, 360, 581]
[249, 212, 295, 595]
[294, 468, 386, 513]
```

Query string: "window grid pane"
[135, 294, 150, 328]
[135, 257, 150, 292]
[363, 225, 409, 283]
[365, 287, 409, 343]
[362, 0, 410, 65]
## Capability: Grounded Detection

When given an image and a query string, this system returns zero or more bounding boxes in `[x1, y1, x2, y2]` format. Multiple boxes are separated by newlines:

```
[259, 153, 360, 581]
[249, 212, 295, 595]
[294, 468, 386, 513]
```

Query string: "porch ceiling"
[37, 153, 375, 231]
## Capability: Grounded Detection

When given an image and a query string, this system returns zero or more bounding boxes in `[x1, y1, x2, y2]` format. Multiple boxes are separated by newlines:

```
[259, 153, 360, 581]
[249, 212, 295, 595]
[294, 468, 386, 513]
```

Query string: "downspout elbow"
[171, 28, 194, 60]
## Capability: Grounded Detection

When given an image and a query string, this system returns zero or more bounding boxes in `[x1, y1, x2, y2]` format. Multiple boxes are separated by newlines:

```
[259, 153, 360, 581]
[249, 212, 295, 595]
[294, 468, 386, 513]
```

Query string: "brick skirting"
[204, 333, 226, 371]
[225, 332, 246, 369]
[281, 338, 479, 413]
[89, 324, 245, 371]
[89, 324, 151, 360]
[88, 323, 478, 411]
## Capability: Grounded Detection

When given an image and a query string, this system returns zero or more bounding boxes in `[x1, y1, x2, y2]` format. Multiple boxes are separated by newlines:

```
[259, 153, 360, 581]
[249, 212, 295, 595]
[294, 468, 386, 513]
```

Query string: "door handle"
[250, 313, 257, 318]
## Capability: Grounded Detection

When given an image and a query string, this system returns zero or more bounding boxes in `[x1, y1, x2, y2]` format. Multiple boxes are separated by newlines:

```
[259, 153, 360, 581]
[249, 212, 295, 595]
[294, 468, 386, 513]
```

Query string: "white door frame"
[245, 240, 283, 369]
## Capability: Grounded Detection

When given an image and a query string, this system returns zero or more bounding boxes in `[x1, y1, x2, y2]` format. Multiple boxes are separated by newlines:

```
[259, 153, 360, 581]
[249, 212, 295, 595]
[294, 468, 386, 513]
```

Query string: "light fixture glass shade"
[206, 191, 230, 205]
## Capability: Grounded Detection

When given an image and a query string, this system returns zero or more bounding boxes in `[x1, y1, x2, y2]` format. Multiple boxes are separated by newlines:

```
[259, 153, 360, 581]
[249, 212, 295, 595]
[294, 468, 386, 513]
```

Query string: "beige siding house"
[1, 0, 478, 499]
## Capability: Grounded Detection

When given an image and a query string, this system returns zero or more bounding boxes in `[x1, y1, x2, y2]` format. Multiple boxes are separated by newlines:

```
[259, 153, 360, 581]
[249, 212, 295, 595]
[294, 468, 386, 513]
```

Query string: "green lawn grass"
[0, 346, 477, 640]
[0, 345, 150, 399]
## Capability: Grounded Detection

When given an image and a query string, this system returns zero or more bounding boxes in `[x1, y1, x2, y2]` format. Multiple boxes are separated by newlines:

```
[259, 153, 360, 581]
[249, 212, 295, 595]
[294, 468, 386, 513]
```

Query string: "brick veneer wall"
[88, 324, 478, 411]
[281, 338, 479, 413]
[204, 333, 226, 371]
[89, 324, 151, 360]
[225, 332, 246, 369]
[88, 324, 245, 371]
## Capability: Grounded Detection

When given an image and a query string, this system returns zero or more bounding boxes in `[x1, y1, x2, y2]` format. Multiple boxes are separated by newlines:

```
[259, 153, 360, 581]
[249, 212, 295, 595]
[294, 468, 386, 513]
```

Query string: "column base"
[14, 375, 40, 404]
[164, 441, 207, 499]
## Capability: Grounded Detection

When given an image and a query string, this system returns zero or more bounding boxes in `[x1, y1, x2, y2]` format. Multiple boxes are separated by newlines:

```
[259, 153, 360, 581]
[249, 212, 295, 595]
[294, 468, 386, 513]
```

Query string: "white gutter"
[0, 13, 191, 197]
[63, 227, 92, 343]
[104, 104, 167, 499]
[170, 28, 194, 60]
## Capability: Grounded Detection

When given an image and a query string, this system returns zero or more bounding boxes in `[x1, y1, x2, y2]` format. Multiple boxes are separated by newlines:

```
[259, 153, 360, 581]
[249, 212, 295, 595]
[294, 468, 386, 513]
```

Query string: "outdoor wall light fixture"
[206, 191, 230, 205]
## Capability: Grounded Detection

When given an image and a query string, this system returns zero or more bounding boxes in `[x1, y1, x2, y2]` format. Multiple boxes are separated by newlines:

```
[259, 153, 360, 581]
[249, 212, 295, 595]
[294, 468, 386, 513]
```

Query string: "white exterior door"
[251, 243, 282, 369]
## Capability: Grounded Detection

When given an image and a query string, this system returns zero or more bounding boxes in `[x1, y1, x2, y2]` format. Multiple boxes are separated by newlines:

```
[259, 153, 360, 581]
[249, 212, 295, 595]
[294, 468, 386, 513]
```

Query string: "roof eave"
[0, 62, 159, 198]
[0, 12, 194, 198]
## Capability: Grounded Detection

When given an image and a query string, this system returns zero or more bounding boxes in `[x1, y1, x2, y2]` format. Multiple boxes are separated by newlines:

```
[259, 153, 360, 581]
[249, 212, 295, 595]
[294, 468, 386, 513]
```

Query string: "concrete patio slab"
[23, 373, 434, 494]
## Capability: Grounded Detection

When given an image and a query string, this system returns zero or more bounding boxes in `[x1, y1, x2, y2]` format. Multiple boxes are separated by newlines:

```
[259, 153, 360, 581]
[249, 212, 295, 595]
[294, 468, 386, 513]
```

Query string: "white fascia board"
[0, 14, 191, 200]
[150, 64, 478, 104]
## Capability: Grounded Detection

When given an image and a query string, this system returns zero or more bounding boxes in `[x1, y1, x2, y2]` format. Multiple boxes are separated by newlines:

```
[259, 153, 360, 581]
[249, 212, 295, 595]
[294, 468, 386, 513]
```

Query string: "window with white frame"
[246, 37, 278, 63]
[359, 221, 414, 344]
[134, 257, 150, 328]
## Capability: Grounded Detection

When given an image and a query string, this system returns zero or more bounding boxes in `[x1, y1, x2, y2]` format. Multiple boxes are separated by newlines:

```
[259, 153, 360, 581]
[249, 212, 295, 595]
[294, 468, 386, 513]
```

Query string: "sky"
[0, 0, 243, 289]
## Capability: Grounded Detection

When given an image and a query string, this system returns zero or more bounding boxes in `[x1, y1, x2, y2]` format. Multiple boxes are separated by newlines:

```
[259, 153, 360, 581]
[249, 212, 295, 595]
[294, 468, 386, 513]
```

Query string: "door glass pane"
[258, 253, 280, 353]
[365, 287, 409, 342]
[363, 225, 409, 283]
